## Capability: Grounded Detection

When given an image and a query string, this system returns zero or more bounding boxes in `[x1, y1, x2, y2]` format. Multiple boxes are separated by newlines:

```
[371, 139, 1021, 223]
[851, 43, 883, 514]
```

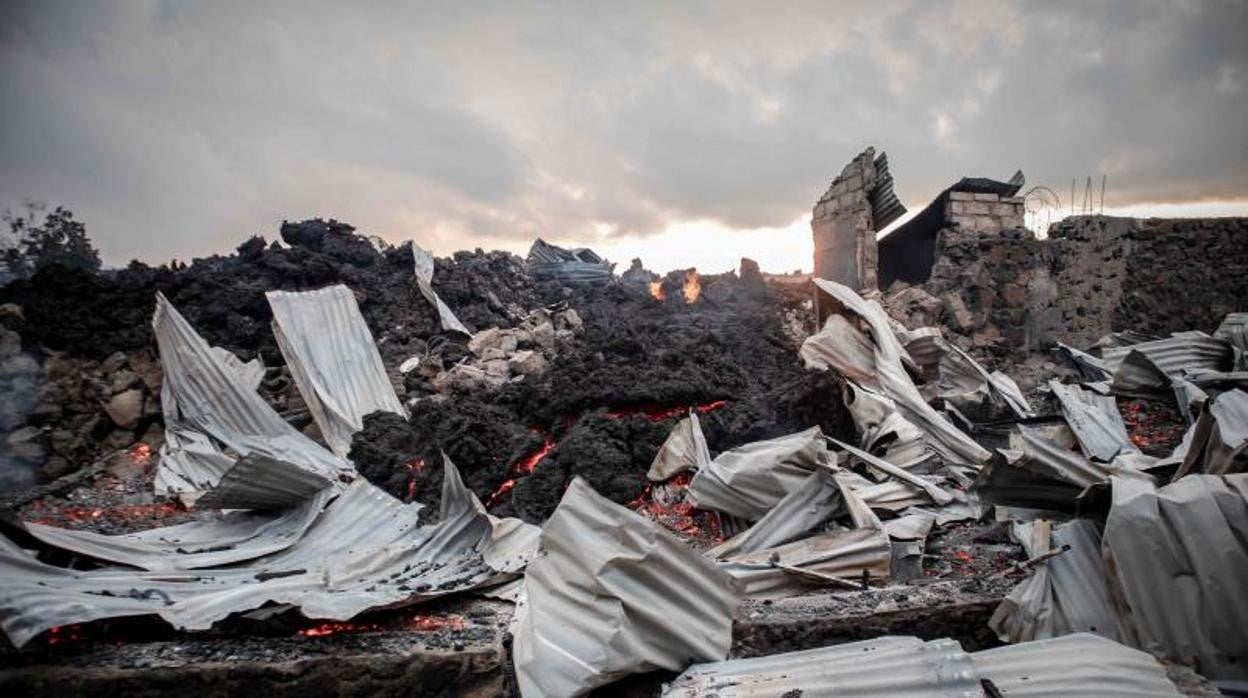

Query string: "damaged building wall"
[810, 148, 904, 294]
[878, 177, 1026, 289]
[906, 215, 1248, 356]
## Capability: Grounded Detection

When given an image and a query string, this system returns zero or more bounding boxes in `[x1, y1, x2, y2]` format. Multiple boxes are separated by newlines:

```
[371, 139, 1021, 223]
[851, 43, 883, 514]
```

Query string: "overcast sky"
[2, 1, 1245, 273]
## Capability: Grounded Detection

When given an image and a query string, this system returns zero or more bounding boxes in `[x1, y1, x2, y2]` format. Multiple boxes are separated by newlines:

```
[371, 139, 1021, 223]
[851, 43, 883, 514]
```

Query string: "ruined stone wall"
[915, 215, 1248, 358]
[812, 149, 878, 291]
[945, 191, 1025, 233]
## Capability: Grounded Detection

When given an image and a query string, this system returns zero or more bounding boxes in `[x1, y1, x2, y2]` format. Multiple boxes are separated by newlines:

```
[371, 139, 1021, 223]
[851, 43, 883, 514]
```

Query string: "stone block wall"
[917, 215, 1248, 358]
[812, 148, 879, 291]
[945, 191, 1025, 234]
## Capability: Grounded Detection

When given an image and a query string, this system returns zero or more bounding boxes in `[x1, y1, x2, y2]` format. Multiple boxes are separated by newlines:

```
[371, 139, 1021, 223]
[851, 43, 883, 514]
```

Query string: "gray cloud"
[1, 0, 1245, 266]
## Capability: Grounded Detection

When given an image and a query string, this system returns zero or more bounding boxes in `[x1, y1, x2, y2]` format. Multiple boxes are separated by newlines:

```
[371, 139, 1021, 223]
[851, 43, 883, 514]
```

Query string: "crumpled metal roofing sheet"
[1049, 380, 1135, 462]
[972, 633, 1181, 697]
[152, 293, 351, 494]
[663, 635, 981, 697]
[688, 427, 830, 520]
[513, 477, 740, 697]
[648, 412, 711, 481]
[526, 238, 613, 284]
[412, 243, 472, 335]
[1102, 332, 1234, 397]
[268, 285, 407, 457]
[717, 526, 891, 598]
[191, 453, 332, 510]
[1174, 388, 1248, 478]
[1103, 473, 1248, 679]
[707, 469, 842, 559]
[807, 279, 990, 467]
[0, 460, 538, 649]
[19, 487, 331, 571]
[989, 519, 1127, 644]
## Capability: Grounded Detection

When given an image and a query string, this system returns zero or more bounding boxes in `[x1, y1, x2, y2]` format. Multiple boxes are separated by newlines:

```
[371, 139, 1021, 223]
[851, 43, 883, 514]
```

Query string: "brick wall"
[812, 148, 879, 291]
[945, 191, 1025, 234]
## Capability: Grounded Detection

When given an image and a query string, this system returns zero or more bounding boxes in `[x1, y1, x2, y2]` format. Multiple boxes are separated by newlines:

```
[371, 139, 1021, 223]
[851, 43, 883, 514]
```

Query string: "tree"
[2, 201, 101, 279]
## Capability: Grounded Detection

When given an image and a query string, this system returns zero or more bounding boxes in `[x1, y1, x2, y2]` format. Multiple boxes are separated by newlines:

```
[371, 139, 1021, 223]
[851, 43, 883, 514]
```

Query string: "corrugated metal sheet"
[717, 526, 891, 598]
[972, 633, 1182, 697]
[937, 342, 1032, 420]
[806, 279, 990, 467]
[1174, 388, 1248, 478]
[648, 412, 711, 481]
[1102, 332, 1234, 397]
[20, 487, 332, 571]
[831, 437, 955, 505]
[869, 151, 908, 230]
[989, 519, 1128, 644]
[513, 477, 740, 697]
[1049, 380, 1135, 462]
[412, 243, 472, 335]
[666, 633, 1181, 697]
[707, 470, 842, 559]
[526, 238, 613, 284]
[193, 453, 332, 510]
[843, 383, 937, 472]
[688, 427, 830, 520]
[0, 459, 537, 649]
[152, 293, 351, 497]
[268, 285, 407, 457]
[664, 636, 981, 697]
[1103, 473, 1248, 679]
[1215, 313, 1248, 368]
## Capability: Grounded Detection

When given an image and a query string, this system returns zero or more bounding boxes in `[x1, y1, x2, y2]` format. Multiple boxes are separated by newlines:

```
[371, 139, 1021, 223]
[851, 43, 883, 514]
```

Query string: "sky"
[1, 1, 1245, 274]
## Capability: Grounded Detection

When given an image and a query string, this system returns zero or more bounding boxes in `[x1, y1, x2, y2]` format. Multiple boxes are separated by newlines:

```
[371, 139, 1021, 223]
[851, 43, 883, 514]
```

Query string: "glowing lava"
[605, 399, 727, 423]
[403, 458, 426, 502]
[485, 438, 557, 508]
[298, 613, 466, 637]
[682, 270, 700, 303]
[649, 280, 665, 301]
[627, 472, 724, 544]
[127, 442, 153, 466]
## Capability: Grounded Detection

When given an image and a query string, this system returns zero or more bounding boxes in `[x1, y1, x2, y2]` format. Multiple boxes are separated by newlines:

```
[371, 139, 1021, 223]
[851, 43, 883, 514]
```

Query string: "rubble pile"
[0, 191, 1245, 696]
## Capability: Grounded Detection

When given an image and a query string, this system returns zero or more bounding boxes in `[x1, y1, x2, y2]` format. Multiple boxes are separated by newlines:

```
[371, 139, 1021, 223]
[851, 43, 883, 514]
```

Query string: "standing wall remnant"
[811, 148, 905, 301]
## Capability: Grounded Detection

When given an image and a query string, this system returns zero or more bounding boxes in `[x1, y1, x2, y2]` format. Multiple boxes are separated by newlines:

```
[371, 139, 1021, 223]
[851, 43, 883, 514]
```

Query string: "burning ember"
[485, 438, 557, 508]
[649, 280, 665, 301]
[628, 472, 724, 545]
[403, 458, 427, 502]
[126, 442, 154, 466]
[298, 613, 466, 638]
[605, 399, 727, 423]
[27, 502, 183, 528]
[682, 269, 700, 303]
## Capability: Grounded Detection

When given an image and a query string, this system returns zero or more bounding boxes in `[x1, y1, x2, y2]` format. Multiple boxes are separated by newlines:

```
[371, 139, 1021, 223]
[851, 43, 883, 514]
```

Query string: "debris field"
[0, 151, 1246, 697]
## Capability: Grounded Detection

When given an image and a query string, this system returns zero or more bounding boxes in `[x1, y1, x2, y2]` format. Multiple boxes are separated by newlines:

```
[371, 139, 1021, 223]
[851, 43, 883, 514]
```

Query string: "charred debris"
[0, 149, 1246, 696]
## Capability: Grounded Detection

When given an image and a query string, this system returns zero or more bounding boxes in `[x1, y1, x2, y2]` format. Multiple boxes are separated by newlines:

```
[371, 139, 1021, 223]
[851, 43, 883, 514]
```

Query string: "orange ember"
[516, 439, 556, 474]
[605, 399, 727, 423]
[649, 280, 665, 301]
[682, 270, 700, 303]
[403, 458, 426, 502]
[485, 438, 557, 508]
[298, 613, 466, 638]
[127, 442, 154, 465]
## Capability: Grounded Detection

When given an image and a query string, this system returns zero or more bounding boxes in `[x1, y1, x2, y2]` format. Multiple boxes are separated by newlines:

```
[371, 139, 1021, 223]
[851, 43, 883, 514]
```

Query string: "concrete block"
[977, 215, 1001, 232]
[950, 201, 965, 214]
[949, 191, 974, 201]
[992, 203, 1017, 217]
[1002, 196, 1025, 205]
[967, 201, 991, 215]
[973, 192, 1000, 202]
